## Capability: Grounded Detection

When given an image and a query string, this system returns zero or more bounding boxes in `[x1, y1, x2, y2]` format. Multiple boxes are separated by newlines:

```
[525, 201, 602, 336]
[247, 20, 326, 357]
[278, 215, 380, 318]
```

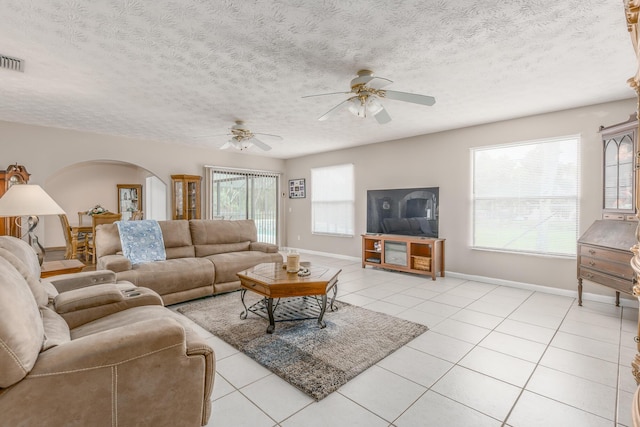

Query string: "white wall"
[283, 98, 638, 297]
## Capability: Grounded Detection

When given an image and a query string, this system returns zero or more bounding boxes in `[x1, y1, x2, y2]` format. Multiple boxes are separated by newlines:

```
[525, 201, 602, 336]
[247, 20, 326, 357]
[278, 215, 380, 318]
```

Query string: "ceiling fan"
[219, 121, 282, 151]
[303, 70, 436, 124]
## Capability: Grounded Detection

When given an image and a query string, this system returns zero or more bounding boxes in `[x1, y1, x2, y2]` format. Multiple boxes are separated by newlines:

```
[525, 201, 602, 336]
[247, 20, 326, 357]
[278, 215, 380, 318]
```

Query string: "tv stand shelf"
[362, 234, 445, 280]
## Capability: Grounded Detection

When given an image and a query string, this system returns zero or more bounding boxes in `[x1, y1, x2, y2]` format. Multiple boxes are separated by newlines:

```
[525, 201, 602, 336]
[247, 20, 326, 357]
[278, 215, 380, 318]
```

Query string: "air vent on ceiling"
[0, 54, 24, 72]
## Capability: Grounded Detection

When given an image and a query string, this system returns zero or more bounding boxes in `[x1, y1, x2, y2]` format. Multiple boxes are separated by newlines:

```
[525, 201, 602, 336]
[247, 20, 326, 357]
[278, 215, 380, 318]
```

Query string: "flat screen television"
[366, 187, 439, 237]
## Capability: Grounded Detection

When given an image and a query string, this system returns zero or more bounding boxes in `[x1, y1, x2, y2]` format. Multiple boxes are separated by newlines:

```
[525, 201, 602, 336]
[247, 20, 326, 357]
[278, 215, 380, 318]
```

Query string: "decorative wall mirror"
[117, 184, 142, 221]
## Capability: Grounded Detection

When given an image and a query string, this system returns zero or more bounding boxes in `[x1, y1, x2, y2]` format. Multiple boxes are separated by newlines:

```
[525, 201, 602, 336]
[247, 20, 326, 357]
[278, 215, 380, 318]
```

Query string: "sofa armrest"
[54, 283, 124, 313]
[97, 254, 132, 272]
[34, 317, 186, 372]
[53, 284, 164, 329]
[250, 242, 279, 253]
[47, 270, 117, 293]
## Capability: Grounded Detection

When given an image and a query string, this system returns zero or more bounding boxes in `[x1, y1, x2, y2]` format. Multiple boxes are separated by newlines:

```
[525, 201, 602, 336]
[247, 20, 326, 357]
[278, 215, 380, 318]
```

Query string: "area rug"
[177, 291, 428, 400]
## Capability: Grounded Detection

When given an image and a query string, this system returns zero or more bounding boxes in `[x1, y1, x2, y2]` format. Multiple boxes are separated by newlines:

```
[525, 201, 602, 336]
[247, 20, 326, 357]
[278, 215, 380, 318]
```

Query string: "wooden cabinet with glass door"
[576, 114, 638, 306]
[171, 174, 202, 220]
[0, 164, 30, 237]
[117, 184, 142, 221]
[601, 114, 637, 220]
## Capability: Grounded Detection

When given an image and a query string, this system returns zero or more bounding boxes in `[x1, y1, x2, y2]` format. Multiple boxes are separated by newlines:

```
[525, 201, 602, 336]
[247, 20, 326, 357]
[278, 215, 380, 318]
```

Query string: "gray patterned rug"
[177, 291, 428, 400]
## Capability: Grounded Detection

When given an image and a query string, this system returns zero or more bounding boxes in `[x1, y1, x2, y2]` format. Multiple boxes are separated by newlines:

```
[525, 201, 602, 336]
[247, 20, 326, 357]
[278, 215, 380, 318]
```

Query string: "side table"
[41, 259, 85, 278]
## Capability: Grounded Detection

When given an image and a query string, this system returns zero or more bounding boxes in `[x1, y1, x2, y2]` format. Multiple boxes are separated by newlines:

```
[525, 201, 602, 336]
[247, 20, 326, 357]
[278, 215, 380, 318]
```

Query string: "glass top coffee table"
[236, 262, 341, 333]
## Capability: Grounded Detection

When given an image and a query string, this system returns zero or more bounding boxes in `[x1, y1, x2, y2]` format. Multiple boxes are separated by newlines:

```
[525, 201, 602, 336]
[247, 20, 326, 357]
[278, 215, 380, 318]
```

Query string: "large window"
[205, 167, 280, 244]
[311, 163, 354, 236]
[472, 136, 580, 256]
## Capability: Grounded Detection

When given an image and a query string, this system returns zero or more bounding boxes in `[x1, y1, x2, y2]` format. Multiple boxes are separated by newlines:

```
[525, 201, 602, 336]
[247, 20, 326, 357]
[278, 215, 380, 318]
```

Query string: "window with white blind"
[205, 167, 280, 245]
[472, 136, 580, 256]
[311, 163, 354, 236]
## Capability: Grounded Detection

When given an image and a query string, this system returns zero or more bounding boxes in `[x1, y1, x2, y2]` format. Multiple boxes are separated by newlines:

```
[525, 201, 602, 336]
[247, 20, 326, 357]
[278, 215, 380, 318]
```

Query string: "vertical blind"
[472, 136, 580, 256]
[204, 166, 280, 245]
[311, 163, 354, 236]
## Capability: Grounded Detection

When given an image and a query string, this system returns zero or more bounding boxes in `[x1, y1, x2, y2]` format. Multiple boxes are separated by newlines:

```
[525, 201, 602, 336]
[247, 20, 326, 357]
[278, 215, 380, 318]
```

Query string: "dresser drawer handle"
[586, 273, 593, 279]
[588, 249, 596, 255]
[588, 261, 596, 266]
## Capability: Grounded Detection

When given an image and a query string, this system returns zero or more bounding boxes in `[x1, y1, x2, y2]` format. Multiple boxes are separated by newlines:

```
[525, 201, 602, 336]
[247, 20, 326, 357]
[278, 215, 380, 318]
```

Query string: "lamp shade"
[0, 184, 65, 217]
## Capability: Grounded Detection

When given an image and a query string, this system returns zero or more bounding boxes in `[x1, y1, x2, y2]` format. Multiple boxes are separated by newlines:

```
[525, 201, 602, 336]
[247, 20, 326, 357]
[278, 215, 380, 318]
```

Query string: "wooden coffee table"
[236, 262, 341, 333]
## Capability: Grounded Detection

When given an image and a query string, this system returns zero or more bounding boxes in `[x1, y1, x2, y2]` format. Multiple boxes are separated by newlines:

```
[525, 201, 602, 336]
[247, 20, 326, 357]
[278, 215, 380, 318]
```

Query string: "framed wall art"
[289, 178, 306, 199]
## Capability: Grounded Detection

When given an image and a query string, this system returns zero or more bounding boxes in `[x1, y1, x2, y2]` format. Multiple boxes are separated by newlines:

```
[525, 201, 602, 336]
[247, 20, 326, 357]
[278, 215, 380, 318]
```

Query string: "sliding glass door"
[206, 167, 279, 244]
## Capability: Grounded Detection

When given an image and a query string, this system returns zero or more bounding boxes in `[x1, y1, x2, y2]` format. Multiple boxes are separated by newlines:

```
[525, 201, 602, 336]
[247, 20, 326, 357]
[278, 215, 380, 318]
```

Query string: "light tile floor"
[172, 254, 640, 426]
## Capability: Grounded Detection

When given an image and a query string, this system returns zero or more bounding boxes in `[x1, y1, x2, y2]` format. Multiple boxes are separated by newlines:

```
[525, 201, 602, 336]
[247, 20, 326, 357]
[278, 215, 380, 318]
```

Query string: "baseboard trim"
[287, 247, 639, 309]
[445, 271, 638, 309]
[284, 247, 360, 262]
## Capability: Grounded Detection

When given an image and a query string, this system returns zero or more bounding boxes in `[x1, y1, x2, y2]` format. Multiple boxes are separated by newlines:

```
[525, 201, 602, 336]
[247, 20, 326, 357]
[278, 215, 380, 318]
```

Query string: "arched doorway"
[43, 160, 166, 248]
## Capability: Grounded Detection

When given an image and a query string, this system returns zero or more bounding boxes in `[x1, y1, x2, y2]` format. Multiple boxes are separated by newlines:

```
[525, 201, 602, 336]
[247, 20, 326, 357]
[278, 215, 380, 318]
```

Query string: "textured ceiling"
[0, 0, 636, 159]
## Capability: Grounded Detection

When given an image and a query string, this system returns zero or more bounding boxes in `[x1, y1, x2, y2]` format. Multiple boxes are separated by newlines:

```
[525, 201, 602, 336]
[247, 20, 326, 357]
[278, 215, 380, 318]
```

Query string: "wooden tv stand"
[361, 234, 445, 280]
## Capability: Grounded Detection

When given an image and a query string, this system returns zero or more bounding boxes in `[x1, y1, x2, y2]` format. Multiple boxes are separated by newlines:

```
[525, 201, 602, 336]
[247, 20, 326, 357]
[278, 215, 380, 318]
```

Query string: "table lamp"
[0, 184, 65, 264]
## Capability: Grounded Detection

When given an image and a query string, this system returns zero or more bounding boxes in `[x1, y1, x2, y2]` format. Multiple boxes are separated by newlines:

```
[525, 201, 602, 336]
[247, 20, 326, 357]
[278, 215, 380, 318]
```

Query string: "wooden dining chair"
[58, 214, 75, 260]
[86, 212, 122, 264]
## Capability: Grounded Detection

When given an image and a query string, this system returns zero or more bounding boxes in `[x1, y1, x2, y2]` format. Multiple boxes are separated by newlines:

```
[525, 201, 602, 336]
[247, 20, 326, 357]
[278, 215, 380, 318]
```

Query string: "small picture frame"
[289, 179, 306, 199]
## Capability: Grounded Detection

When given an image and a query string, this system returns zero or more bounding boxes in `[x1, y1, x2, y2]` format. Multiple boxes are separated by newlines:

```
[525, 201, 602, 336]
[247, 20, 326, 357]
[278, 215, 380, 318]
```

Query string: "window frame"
[471, 135, 580, 257]
[310, 163, 355, 237]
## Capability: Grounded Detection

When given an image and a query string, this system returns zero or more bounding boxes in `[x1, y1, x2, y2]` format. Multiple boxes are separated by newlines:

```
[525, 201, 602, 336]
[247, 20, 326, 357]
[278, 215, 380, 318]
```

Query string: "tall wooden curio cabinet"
[0, 164, 30, 237]
[171, 174, 202, 220]
[576, 115, 638, 306]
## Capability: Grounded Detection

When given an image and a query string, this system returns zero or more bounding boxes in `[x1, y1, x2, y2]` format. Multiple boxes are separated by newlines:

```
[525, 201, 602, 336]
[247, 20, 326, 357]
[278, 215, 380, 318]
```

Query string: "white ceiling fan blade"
[383, 90, 436, 106]
[318, 98, 352, 121]
[250, 137, 272, 151]
[367, 76, 393, 90]
[374, 106, 392, 124]
[350, 70, 392, 87]
[302, 91, 350, 99]
[253, 132, 283, 141]
[220, 140, 234, 150]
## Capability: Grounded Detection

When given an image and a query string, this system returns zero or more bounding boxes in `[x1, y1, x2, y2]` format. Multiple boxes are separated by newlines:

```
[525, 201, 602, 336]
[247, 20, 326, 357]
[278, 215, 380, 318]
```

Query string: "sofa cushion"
[190, 220, 258, 257]
[40, 306, 71, 351]
[120, 258, 215, 296]
[0, 257, 44, 388]
[0, 236, 41, 278]
[0, 247, 49, 307]
[94, 223, 123, 258]
[196, 241, 251, 257]
[250, 242, 279, 253]
[206, 251, 284, 284]
[158, 220, 195, 259]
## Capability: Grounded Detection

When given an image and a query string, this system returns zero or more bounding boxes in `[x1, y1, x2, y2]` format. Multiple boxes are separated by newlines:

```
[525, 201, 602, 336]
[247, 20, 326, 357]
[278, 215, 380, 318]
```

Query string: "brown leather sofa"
[0, 236, 215, 426]
[96, 219, 283, 305]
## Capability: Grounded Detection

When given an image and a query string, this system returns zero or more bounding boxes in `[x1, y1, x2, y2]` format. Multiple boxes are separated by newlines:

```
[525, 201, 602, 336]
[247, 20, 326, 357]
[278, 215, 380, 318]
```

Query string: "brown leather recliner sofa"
[96, 219, 283, 305]
[0, 236, 215, 426]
